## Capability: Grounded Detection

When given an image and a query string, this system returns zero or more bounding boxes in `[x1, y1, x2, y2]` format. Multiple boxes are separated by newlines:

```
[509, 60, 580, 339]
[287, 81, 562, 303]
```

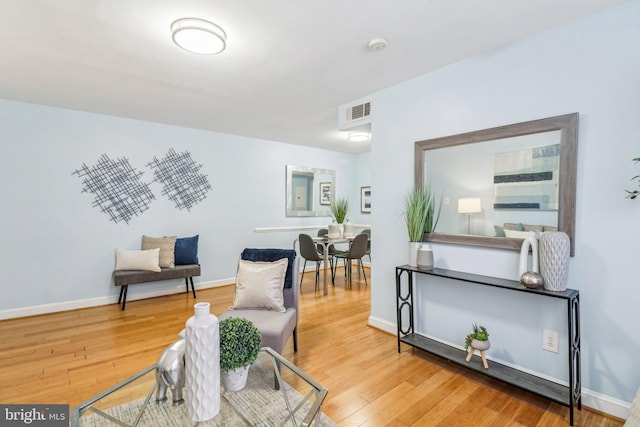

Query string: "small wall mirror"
[415, 113, 578, 255]
[286, 165, 335, 217]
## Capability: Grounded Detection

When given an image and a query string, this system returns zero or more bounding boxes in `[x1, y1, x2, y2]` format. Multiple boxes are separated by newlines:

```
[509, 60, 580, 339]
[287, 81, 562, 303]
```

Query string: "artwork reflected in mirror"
[415, 113, 578, 255]
[286, 165, 335, 217]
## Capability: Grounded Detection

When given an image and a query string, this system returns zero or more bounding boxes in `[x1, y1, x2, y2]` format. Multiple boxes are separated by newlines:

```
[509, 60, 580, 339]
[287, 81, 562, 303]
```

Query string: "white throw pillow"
[231, 258, 288, 312]
[115, 248, 161, 272]
[504, 229, 533, 239]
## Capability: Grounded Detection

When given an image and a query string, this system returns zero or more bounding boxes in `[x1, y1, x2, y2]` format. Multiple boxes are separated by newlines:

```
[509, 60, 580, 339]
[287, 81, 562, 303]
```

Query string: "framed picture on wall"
[361, 186, 371, 213]
[319, 182, 332, 205]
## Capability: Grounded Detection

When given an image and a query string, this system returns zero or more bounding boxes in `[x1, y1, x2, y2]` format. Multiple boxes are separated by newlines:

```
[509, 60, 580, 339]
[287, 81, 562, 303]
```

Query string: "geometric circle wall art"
[73, 154, 155, 224]
[147, 148, 212, 211]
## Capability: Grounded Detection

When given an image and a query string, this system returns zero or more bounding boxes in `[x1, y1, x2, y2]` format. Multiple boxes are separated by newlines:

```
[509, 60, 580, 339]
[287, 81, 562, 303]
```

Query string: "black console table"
[395, 265, 581, 425]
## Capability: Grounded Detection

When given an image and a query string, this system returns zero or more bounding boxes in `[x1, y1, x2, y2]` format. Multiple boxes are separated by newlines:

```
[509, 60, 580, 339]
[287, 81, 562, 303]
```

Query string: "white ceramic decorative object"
[518, 231, 539, 277]
[185, 302, 220, 422]
[328, 222, 340, 239]
[408, 242, 421, 267]
[416, 244, 434, 270]
[539, 231, 570, 291]
[221, 365, 250, 391]
[343, 222, 354, 238]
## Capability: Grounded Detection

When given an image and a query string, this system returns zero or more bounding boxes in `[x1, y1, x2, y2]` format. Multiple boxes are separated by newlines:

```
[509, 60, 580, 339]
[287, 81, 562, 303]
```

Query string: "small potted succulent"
[464, 323, 490, 352]
[219, 317, 262, 391]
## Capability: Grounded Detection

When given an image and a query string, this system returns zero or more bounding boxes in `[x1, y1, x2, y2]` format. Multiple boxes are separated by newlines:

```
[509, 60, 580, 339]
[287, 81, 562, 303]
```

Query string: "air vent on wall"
[345, 101, 371, 122]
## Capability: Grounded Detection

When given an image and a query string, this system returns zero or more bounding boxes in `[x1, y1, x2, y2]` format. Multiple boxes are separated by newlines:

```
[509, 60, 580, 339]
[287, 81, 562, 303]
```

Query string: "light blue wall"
[369, 0, 640, 408]
[0, 99, 361, 313]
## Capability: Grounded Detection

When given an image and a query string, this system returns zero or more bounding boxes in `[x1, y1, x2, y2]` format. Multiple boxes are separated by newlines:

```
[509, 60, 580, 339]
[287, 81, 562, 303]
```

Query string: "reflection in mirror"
[286, 165, 335, 217]
[415, 113, 578, 255]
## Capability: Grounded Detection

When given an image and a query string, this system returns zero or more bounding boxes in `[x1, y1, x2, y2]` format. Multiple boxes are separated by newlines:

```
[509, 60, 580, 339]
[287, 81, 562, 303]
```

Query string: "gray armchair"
[219, 248, 299, 354]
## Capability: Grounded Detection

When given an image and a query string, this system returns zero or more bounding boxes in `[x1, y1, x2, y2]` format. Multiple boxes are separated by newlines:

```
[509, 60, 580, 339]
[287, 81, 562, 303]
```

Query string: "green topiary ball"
[219, 317, 262, 371]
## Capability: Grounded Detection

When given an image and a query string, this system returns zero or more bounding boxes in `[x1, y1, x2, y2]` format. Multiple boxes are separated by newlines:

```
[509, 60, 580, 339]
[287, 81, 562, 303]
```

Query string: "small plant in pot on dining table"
[219, 317, 262, 391]
[329, 197, 350, 238]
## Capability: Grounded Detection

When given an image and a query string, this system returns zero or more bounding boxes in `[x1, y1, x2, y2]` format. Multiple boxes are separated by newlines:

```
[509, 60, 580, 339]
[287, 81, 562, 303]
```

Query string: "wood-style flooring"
[0, 265, 623, 426]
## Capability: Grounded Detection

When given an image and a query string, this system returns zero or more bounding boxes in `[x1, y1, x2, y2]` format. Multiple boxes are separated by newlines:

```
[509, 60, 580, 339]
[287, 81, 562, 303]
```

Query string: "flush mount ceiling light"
[171, 18, 226, 55]
[348, 132, 370, 142]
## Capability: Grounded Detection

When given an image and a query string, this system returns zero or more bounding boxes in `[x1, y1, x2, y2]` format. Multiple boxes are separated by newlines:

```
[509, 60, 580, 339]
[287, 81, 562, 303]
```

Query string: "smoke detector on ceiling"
[368, 38, 388, 52]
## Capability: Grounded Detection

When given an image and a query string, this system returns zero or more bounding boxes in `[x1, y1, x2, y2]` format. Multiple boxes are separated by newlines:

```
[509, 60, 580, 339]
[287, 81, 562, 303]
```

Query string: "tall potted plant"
[219, 317, 262, 391]
[403, 185, 441, 267]
[329, 197, 350, 238]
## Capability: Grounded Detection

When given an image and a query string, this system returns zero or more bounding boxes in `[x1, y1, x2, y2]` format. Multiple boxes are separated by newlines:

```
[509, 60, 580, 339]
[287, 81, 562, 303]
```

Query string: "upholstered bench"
[114, 264, 201, 310]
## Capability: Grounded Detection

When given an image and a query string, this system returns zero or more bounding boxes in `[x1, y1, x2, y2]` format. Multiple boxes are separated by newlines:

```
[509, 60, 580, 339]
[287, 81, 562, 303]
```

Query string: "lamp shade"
[458, 198, 482, 214]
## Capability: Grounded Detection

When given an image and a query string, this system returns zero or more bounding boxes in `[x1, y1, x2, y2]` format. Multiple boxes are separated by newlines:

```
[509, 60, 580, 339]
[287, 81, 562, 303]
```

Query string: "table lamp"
[458, 198, 482, 234]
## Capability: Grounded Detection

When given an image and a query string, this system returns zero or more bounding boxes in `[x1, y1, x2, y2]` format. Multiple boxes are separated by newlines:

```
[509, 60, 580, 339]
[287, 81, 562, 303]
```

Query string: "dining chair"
[361, 228, 371, 262]
[333, 232, 369, 289]
[316, 228, 346, 283]
[298, 233, 324, 291]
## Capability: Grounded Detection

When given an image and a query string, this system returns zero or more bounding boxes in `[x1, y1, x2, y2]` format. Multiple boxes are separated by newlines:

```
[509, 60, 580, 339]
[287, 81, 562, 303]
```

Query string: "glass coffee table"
[71, 347, 328, 427]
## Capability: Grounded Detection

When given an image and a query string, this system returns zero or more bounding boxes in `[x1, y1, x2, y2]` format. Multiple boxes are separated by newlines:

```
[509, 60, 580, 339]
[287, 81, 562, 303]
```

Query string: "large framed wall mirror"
[286, 165, 335, 217]
[415, 113, 578, 256]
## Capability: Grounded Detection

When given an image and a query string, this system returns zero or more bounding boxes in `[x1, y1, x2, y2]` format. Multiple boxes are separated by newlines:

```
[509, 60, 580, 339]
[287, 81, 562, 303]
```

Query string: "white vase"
[408, 242, 421, 267]
[221, 365, 250, 391]
[328, 222, 340, 239]
[539, 231, 570, 291]
[416, 244, 434, 270]
[343, 222, 354, 238]
[185, 302, 220, 422]
[338, 223, 345, 238]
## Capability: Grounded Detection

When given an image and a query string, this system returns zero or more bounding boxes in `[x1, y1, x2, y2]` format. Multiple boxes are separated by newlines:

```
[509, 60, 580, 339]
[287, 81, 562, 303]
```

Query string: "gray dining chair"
[298, 233, 324, 291]
[361, 228, 371, 262]
[333, 232, 369, 289]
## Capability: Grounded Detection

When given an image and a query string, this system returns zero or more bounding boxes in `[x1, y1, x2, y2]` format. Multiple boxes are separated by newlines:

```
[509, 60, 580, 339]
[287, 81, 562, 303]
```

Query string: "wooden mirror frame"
[415, 113, 578, 256]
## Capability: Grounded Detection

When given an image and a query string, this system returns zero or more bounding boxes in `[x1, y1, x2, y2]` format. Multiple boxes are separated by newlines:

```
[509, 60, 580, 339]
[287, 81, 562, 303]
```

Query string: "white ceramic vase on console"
[185, 302, 220, 422]
[417, 244, 434, 270]
[408, 242, 421, 267]
[539, 231, 570, 291]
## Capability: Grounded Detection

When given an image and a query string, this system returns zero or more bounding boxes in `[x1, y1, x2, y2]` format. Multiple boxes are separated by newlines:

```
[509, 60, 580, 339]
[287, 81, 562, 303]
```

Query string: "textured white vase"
[539, 231, 570, 291]
[221, 365, 250, 391]
[185, 302, 220, 422]
[408, 242, 421, 267]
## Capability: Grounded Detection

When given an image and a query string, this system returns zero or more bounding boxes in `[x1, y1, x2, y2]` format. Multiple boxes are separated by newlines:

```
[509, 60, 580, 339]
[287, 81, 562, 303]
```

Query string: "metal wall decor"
[147, 148, 211, 211]
[74, 149, 211, 224]
[72, 154, 155, 224]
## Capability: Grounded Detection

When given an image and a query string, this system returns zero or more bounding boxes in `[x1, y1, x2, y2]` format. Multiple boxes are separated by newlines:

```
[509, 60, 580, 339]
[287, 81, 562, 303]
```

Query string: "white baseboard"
[0, 278, 234, 320]
[367, 315, 631, 421]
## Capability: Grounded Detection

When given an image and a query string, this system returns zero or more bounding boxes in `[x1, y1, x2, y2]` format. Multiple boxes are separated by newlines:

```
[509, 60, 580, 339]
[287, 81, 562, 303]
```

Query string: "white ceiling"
[0, 0, 628, 153]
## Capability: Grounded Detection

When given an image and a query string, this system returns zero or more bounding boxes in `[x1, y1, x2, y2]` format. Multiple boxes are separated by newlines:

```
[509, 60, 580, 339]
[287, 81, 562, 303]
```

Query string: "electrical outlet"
[542, 330, 559, 353]
[444, 197, 450, 205]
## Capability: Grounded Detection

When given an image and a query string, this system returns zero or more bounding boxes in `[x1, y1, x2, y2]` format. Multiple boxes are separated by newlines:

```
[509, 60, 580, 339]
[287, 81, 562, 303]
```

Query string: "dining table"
[310, 235, 354, 295]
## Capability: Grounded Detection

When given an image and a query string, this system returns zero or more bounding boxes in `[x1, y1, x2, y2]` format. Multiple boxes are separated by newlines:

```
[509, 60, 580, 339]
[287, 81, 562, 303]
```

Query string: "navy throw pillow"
[241, 248, 296, 289]
[175, 235, 199, 265]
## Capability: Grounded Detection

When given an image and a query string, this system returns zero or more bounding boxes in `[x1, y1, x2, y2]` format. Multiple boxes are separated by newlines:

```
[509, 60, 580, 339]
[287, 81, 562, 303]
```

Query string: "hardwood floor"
[0, 266, 623, 426]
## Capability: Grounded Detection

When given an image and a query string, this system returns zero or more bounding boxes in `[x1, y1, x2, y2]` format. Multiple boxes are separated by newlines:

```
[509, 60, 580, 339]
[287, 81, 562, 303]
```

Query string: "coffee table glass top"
[71, 347, 327, 427]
